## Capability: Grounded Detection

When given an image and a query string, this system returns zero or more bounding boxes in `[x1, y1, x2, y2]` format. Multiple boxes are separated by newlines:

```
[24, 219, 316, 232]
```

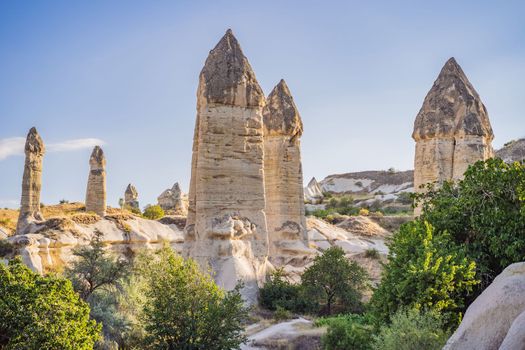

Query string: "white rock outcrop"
[157, 182, 187, 215]
[444, 262, 525, 350]
[304, 177, 324, 204]
[184, 29, 269, 303]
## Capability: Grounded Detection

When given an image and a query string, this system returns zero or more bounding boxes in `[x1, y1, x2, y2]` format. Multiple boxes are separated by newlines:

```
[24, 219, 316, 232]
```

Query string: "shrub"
[302, 247, 368, 315]
[259, 268, 311, 313]
[142, 205, 165, 220]
[365, 248, 380, 259]
[138, 247, 249, 349]
[274, 305, 293, 321]
[396, 191, 413, 205]
[370, 221, 478, 327]
[359, 208, 370, 216]
[60, 199, 69, 204]
[415, 158, 525, 289]
[372, 308, 450, 350]
[0, 258, 101, 349]
[0, 239, 15, 257]
[317, 314, 375, 350]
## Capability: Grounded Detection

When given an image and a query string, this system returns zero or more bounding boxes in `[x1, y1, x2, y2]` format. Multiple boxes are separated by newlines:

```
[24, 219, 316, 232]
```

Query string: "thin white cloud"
[47, 138, 105, 152]
[0, 137, 25, 160]
[0, 137, 105, 161]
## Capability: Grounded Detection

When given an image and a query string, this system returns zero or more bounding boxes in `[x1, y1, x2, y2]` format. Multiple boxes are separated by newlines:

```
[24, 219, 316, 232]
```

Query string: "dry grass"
[0, 209, 18, 235]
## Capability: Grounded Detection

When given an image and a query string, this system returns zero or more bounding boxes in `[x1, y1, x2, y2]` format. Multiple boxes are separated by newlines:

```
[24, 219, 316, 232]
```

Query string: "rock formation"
[412, 58, 494, 201]
[444, 262, 525, 350]
[496, 138, 525, 163]
[263, 79, 312, 264]
[185, 29, 269, 302]
[304, 177, 324, 204]
[157, 182, 187, 215]
[85, 146, 107, 216]
[124, 184, 139, 210]
[16, 127, 46, 235]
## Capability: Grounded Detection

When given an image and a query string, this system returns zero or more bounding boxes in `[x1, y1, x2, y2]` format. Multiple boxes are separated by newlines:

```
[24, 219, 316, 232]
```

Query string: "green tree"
[370, 221, 478, 326]
[372, 308, 450, 350]
[259, 268, 312, 313]
[142, 205, 165, 220]
[317, 314, 375, 350]
[65, 231, 131, 348]
[138, 247, 249, 350]
[302, 246, 368, 315]
[0, 258, 100, 349]
[415, 158, 525, 287]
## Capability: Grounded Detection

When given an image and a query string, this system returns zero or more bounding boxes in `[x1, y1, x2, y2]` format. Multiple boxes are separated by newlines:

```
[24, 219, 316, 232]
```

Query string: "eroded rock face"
[85, 146, 107, 216]
[16, 127, 46, 235]
[185, 29, 268, 303]
[263, 80, 312, 265]
[443, 262, 525, 350]
[412, 58, 494, 208]
[124, 184, 139, 210]
[157, 182, 187, 215]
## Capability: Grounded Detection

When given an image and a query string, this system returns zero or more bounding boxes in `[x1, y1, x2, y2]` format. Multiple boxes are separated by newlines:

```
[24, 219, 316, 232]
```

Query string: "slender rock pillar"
[85, 146, 107, 216]
[263, 80, 312, 265]
[184, 29, 269, 302]
[124, 184, 139, 210]
[16, 127, 45, 234]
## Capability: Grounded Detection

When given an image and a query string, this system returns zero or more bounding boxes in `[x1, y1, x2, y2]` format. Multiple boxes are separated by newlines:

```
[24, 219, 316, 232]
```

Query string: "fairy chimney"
[16, 127, 45, 234]
[85, 146, 107, 216]
[184, 29, 269, 302]
[412, 58, 494, 210]
[124, 184, 139, 210]
[263, 80, 312, 265]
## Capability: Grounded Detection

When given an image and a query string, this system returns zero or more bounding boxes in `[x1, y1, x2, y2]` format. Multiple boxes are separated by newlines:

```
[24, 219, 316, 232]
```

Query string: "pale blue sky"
[1, 0, 524, 209]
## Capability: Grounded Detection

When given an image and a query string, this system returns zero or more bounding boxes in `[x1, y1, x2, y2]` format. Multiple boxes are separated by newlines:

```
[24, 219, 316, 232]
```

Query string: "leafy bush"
[142, 205, 165, 220]
[372, 308, 450, 350]
[138, 247, 249, 349]
[415, 158, 525, 289]
[302, 247, 368, 315]
[359, 208, 370, 216]
[259, 268, 312, 313]
[0, 239, 15, 257]
[396, 191, 413, 205]
[274, 305, 293, 321]
[317, 314, 375, 350]
[370, 221, 478, 327]
[0, 258, 101, 349]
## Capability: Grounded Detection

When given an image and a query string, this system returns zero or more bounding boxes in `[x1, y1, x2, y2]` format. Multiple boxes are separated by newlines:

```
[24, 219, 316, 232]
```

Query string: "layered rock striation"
[16, 127, 46, 234]
[412, 58, 494, 197]
[263, 80, 312, 265]
[185, 29, 269, 302]
[85, 146, 107, 216]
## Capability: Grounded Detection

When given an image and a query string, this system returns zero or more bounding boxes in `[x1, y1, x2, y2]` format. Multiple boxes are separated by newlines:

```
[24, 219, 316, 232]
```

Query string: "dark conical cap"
[25, 127, 45, 155]
[89, 145, 105, 166]
[198, 29, 265, 108]
[263, 79, 303, 138]
[412, 57, 493, 141]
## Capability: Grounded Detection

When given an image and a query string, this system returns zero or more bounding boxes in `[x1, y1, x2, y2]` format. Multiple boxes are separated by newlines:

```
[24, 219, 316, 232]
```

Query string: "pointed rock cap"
[125, 183, 138, 197]
[198, 29, 265, 108]
[263, 79, 303, 138]
[89, 146, 106, 167]
[171, 182, 182, 193]
[412, 57, 493, 141]
[307, 177, 319, 187]
[25, 127, 45, 155]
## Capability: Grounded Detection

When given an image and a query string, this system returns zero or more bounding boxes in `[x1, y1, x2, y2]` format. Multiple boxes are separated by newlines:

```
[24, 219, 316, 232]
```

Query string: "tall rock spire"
[412, 58, 494, 212]
[85, 146, 107, 216]
[16, 127, 46, 234]
[124, 183, 139, 210]
[185, 29, 269, 303]
[263, 80, 313, 265]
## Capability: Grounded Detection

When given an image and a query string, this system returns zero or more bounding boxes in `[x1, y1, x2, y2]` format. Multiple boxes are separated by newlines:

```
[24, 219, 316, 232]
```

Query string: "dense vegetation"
[0, 258, 101, 349]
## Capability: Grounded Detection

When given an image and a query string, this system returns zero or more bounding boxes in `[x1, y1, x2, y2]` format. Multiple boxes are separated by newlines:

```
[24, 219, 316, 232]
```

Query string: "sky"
[0, 0, 524, 209]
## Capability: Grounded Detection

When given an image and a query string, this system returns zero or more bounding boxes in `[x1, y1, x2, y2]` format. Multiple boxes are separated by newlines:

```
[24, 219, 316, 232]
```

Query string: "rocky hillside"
[496, 138, 525, 163]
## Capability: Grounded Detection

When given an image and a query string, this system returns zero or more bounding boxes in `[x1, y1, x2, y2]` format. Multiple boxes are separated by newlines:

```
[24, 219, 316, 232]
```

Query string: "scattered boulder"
[444, 262, 525, 350]
[336, 216, 389, 237]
